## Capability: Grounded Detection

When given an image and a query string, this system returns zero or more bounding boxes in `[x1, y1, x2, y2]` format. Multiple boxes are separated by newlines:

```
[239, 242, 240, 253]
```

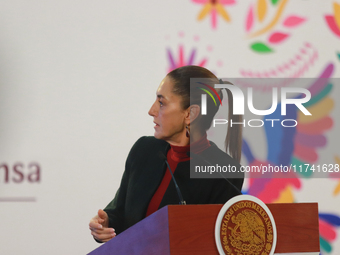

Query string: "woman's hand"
[89, 209, 116, 242]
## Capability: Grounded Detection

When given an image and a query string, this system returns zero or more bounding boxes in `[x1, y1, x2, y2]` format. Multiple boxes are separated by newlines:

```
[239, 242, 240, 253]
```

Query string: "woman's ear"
[185, 104, 201, 124]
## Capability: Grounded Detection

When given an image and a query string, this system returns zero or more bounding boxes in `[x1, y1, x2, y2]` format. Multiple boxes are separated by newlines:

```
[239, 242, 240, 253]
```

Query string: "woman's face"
[148, 76, 189, 145]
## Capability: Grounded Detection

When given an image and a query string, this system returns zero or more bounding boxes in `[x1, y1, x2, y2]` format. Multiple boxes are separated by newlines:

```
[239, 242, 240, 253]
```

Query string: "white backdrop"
[1, 1, 340, 254]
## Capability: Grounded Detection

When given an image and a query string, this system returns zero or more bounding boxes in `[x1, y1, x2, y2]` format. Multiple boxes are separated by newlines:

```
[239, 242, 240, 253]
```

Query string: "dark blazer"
[104, 136, 244, 234]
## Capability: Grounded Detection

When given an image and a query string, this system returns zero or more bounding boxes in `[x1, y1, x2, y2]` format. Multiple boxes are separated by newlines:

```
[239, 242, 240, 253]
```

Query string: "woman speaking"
[89, 65, 244, 242]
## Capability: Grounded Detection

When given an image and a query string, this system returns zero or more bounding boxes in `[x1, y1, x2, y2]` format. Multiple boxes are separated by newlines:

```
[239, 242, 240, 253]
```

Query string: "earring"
[186, 125, 190, 137]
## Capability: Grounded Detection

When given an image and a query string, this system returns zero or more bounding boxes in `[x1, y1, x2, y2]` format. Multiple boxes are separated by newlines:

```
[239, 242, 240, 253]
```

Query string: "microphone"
[187, 152, 243, 196]
[158, 151, 186, 205]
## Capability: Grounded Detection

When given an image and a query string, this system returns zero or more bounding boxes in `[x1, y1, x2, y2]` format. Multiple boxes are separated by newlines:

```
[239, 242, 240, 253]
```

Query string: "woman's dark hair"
[167, 65, 243, 163]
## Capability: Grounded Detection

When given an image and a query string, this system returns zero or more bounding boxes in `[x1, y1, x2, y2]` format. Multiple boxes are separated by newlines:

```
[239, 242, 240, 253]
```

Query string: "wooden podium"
[88, 203, 320, 255]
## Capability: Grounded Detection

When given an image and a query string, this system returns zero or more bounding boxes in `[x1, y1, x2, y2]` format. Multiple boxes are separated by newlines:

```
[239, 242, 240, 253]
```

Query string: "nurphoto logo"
[199, 80, 312, 128]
